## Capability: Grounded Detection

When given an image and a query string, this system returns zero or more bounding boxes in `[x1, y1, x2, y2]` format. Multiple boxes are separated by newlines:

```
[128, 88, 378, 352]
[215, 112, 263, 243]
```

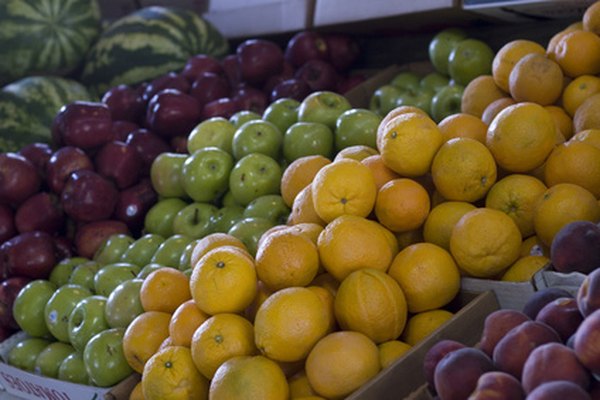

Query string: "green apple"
[34, 342, 75, 378]
[230, 110, 261, 128]
[334, 108, 381, 151]
[187, 117, 236, 155]
[172, 202, 219, 239]
[220, 190, 242, 208]
[137, 263, 164, 279]
[143, 197, 188, 238]
[150, 234, 194, 268]
[93, 263, 141, 297]
[428, 28, 467, 75]
[83, 328, 133, 387]
[120, 233, 165, 267]
[243, 195, 290, 225]
[448, 39, 494, 86]
[390, 71, 421, 92]
[209, 205, 245, 234]
[431, 84, 465, 122]
[49, 257, 89, 287]
[263, 98, 300, 134]
[182, 147, 233, 203]
[395, 87, 435, 116]
[69, 261, 102, 293]
[283, 121, 334, 163]
[13, 279, 57, 337]
[67, 295, 109, 352]
[229, 153, 283, 206]
[298, 91, 352, 130]
[228, 217, 275, 257]
[178, 239, 200, 271]
[232, 120, 283, 160]
[420, 72, 451, 93]
[369, 85, 403, 116]
[58, 352, 89, 384]
[150, 152, 188, 198]
[105, 278, 144, 329]
[93, 234, 135, 265]
[44, 284, 93, 342]
[7, 337, 52, 372]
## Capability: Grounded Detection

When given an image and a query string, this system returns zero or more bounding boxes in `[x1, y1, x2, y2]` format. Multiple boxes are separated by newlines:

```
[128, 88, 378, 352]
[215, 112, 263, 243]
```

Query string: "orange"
[287, 185, 327, 226]
[305, 331, 380, 399]
[288, 370, 318, 398]
[333, 145, 378, 162]
[307, 285, 336, 333]
[142, 346, 208, 400]
[501, 255, 549, 282]
[378, 340, 412, 369]
[573, 92, 600, 132]
[438, 113, 488, 143]
[533, 183, 600, 247]
[546, 27, 579, 62]
[254, 287, 330, 362]
[388, 242, 460, 313]
[317, 215, 397, 281]
[481, 97, 516, 126]
[189, 246, 257, 315]
[544, 105, 574, 141]
[190, 313, 256, 379]
[378, 112, 443, 177]
[129, 381, 144, 400]
[255, 229, 320, 291]
[123, 311, 172, 374]
[190, 233, 248, 269]
[311, 158, 377, 223]
[361, 154, 401, 190]
[283, 222, 324, 244]
[169, 299, 209, 348]
[401, 309, 454, 346]
[209, 355, 289, 400]
[158, 336, 174, 351]
[140, 268, 191, 313]
[492, 39, 546, 92]
[376, 105, 428, 150]
[583, 0, 600, 34]
[561, 75, 600, 117]
[310, 272, 340, 297]
[520, 235, 549, 257]
[334, 268, 407, 344]
[243, 280, 272, 323]
[422, 201, 477, 250]
[431, 137, 497, 202]
[450, 208, 522, 278]
[544, 141, 600, 198]
[375, 178, 430, 233]
[280, 155, 331, 207]
[554, 30, 600, 77]
[486, 102, 557, 173]
[570, 128, 600, 149]
[508, 53, 564, 106]
[485, 174, 548, 238]
[461, 75, 509, 118]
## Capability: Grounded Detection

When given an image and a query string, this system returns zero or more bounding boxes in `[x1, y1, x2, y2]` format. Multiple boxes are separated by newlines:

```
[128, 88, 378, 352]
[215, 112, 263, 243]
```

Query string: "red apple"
[142, 72, 191, 103]
[145, 89, 201, 138]
[125, 129, 171, 176]
[237, 39, 284, 86]
[337, 74, 367, 94]
[325, 33, 361, 72]
[53, 236, 75, 260]
[221, 54, 242, 88]
[111, 120, 140, 142]
[181, 54, 224, 83]
[285, 31, 329, 68]
[295, 59, 339, 91]
[53, 101, 114, 150]
[0, 277, 31, 329]
[18, 142, 53, 179]
[189, 72, 231, 110]
[201, 97, 240, 120]
[94, 141, 143, 189]
[74, 220, 130, 259]
[61, 170, 119, 223]
[270, 78, 311, 102]
[14, 192, 64, 234]
[1, 231, 58, 279]
[46, 146, 94, 195]
[113, 178, 158, 235]
[0, 204, 15, 243]
[170, 136, 188, 154]
[262, 61, 295, 96]
[233, 86, 268, 114]
[0, 153, 41, 207]
[101, 84, 146, 122]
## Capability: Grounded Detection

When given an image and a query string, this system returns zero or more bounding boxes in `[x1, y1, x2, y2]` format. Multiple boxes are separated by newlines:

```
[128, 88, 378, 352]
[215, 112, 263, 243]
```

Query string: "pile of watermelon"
[0, 0, 229, 152]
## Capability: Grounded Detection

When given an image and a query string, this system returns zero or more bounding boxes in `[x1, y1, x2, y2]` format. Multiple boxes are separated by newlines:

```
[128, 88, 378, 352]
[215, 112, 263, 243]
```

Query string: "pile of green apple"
[369, 28, 494, 122]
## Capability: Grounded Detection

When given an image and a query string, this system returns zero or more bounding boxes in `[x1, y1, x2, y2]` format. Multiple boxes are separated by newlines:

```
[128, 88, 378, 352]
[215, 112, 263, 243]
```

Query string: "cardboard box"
[0, 332, 139, 400]
[98, 0, 209, 22]
[460, 277, 537, 311]
[203, 0, 315, 39]
[347, 290, 500, 400]
[532, 264, 586, 297]
[313, 0, 457, 28]
[463, 0, 593, 22]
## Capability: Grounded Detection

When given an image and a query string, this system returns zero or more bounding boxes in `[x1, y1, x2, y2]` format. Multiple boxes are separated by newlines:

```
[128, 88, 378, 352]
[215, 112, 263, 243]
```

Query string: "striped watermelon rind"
[81, 6, 230, 96]
[0, 0, 102, 85]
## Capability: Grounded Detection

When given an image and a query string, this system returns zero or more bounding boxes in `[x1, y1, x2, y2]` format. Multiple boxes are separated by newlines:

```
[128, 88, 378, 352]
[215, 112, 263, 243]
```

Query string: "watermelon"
[81, 6, 230, 96]
[0, 0, 102, 86]
[0, 76, 94, 151]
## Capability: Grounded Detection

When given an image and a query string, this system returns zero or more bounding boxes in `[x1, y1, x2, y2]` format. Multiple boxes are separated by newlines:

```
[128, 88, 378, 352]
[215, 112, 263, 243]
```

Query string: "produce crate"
[97, 0, 209, 21]
[532, 264, 587, 297]
[0, 332, 139, 400]
[203, 0, 316, 39]
[460, 277, 537, 310]
[348, 290, 500, 400]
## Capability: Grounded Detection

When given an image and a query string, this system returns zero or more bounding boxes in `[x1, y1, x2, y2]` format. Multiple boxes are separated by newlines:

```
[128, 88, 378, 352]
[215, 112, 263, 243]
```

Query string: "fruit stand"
[0, 0, 600, 399]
